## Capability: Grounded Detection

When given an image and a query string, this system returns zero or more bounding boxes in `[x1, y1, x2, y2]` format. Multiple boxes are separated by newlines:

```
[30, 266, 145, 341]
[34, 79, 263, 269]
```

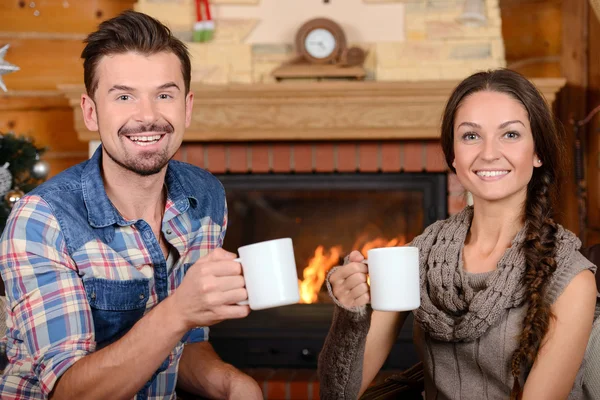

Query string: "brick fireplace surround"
[171, 139, 467, 215]
[60, 79, 565, 399]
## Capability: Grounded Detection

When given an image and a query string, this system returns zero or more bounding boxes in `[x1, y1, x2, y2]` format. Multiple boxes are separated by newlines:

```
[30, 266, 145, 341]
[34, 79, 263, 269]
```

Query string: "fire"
[298, 235, 406, 304]
[298, 245, 342, 304]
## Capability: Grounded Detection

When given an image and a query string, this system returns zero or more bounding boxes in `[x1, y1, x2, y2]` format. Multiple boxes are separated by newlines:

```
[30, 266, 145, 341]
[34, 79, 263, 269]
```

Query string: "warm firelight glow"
[298, 245, 342, 304]
[298, 235, 406, 304]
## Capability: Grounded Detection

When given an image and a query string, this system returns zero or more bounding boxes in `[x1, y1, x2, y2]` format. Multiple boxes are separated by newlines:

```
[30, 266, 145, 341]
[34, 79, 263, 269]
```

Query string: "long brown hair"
[440, 69, 565, 398]
[81, 10, 192, 99]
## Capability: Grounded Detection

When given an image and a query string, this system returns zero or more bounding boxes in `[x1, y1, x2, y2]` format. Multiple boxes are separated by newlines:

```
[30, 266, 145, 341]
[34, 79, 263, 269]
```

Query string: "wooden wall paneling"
[556, 0, 588, 237]
[1, 38, 85, 91]
[0, 0, 136, 34]
[0, 95, 88, 178]
[585, 11, 600, 244]
[500, 0, 562, 77]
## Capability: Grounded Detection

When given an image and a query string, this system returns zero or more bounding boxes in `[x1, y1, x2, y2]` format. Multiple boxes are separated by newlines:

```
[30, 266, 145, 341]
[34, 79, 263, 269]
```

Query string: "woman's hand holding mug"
[329, 250, 370, 308]
[330, 247, 421, 312]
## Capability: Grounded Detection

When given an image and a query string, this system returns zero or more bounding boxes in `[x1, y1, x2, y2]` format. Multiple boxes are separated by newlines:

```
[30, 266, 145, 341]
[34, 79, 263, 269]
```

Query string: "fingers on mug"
[233, 238, 300, 310]
[233, 257, 250, 306]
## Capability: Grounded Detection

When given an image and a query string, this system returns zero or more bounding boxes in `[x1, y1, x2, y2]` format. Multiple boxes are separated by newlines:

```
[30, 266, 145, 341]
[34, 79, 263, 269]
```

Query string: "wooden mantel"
[58, 79, 567, 143]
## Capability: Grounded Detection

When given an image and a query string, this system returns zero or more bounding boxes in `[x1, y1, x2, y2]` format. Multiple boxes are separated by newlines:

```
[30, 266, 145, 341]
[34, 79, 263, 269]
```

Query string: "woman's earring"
[537, 159, 542, 165]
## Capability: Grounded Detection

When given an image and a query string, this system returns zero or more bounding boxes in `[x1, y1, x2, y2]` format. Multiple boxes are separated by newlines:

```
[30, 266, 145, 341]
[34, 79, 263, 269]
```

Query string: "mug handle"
[233, 257, 249, 306]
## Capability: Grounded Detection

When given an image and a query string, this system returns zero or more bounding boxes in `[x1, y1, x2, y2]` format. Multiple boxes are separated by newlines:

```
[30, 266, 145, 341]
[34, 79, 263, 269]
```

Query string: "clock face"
[304, 28, 337, 59]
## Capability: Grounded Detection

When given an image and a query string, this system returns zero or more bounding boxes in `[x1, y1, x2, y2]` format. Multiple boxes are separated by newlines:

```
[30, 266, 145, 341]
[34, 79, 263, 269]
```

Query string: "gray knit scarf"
[412, 206, 582, 342]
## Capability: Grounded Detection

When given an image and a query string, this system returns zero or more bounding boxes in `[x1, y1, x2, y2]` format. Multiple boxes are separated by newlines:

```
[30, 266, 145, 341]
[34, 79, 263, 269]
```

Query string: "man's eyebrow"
[108, 84, 136, 93]
[157, 82, 180, 91]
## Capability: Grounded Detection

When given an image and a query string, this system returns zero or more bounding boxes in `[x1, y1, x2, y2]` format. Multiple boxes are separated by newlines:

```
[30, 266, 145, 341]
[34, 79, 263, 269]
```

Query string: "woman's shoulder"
[547, 224, 597, 304]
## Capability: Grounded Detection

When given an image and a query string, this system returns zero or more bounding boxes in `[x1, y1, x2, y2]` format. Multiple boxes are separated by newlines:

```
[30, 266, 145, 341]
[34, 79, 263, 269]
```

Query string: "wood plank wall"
[584, 7, 600, 245]
[501, 0, 599, 239]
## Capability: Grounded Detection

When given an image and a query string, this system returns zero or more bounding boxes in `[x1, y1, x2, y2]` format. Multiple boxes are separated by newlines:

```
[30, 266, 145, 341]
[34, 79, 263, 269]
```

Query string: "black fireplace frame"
[216, 173, 447, 228]
[209, 172, 448, 370]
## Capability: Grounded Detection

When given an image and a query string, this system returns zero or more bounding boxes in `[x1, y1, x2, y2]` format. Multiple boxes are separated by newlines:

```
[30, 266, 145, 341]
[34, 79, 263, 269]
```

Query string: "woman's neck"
[465, 197, 525, 260]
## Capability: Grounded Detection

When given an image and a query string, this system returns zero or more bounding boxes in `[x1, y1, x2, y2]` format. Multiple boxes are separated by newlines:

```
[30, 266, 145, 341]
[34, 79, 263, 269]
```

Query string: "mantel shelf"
[57, 79, 567, 143]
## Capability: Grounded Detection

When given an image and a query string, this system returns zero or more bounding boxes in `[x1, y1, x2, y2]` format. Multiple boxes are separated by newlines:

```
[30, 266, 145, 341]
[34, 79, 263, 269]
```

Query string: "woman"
[318, 69, 598, 400]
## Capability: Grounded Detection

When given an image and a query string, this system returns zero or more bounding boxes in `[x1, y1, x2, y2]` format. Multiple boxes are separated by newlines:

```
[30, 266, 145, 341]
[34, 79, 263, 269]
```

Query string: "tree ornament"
[31, 157, 50, 179]
[5, 189, 24, 209]
[0, 163, 12, 198]
[0, 44, 20, 92]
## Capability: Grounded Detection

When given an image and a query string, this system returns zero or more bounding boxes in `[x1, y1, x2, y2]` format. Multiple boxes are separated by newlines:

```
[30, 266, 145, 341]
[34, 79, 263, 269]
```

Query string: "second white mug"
[365, 246, 420, 312]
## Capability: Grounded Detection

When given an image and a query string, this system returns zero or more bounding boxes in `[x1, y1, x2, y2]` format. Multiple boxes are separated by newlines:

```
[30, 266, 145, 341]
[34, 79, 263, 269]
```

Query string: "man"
[0, 10, 262, 400]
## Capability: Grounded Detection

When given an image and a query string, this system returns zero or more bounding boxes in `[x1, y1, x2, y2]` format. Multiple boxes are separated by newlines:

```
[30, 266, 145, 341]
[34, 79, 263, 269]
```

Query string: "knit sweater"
[317, 207, 597, 400]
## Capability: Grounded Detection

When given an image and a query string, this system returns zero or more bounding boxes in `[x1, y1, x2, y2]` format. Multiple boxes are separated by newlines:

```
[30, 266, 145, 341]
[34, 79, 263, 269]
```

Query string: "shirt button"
[166, 229, 173, 235]
[139, 293, 145, 300]
[90, 292, 96, 300]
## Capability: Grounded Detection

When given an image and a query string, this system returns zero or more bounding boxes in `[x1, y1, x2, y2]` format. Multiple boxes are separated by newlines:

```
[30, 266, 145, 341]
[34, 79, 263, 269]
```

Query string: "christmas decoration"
[0, 45, 20, 92]
[0, 132, 48, 233]
[31, 157, 50, 180]
[193, 0, 214, 43]
[4, 189, 24, 209]
[0, 163, 12, 199]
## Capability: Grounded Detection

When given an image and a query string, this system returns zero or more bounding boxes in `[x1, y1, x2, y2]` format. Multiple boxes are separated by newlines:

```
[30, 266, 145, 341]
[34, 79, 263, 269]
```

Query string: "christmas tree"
[0, 132, 49, 234]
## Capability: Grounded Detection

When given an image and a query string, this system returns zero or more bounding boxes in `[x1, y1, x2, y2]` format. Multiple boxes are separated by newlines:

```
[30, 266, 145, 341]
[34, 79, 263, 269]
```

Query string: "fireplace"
[209, 172, 447, 370]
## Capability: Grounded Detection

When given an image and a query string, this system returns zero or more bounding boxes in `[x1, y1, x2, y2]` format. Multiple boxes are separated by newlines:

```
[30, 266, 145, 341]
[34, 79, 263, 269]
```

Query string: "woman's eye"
[504, 131, 520, 139]
[462, 132, 479, 141]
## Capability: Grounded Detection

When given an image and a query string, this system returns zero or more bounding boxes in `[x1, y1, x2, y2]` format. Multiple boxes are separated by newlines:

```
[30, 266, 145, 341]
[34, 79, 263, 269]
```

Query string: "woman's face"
[452, 90, 541, 205]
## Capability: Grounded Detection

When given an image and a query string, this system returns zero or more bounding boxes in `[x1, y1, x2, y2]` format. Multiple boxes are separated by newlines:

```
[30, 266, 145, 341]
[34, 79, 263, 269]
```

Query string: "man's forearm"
[50, 295, 188, 400]
[177, 341, 239, 398]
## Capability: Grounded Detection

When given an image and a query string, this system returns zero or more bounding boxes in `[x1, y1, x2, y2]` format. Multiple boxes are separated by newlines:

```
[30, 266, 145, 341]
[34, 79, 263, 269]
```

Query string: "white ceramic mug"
[234, 238, 300, 310]
[365, 246, 420, 312]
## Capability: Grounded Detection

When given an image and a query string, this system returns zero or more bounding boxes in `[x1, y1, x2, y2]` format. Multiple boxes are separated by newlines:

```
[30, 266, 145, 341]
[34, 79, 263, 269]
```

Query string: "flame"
[298, 235, 407, 304]
[353, 233, 406, 256]
[359, 237, 405, 254]
[298, 245, 342, 304]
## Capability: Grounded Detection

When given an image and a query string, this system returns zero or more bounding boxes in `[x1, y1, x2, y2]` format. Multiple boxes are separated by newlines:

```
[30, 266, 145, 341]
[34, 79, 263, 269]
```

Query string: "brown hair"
[440, 69, 565, 399]
[81, 10, 191, 99]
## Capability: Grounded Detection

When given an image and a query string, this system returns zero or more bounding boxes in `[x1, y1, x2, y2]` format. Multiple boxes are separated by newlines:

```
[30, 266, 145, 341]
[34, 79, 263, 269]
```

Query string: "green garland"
[0, 132, 47, 234]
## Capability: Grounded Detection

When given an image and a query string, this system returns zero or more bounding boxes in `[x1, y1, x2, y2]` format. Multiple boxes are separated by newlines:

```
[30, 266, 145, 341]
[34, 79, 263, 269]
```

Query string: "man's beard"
[104, 145, 170, 176]
[103, 120, 175, 177]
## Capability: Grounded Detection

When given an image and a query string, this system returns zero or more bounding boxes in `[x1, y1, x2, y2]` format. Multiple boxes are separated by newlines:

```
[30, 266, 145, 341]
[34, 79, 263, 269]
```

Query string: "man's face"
[81, 51, 193, 176]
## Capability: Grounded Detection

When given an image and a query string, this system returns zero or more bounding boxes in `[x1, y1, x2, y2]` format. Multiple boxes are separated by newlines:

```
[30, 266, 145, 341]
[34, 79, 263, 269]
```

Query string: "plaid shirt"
[0, 147, 227, 400]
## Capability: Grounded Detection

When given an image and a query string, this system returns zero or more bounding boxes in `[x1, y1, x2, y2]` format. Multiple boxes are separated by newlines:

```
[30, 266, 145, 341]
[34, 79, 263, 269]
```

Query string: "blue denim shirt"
[0, 146, 227, 400]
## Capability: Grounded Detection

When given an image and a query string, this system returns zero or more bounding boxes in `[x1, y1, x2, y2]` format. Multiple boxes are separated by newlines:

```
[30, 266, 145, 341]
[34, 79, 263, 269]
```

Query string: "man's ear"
[185, 91, 194, 128]
[81, 94, 99, 132]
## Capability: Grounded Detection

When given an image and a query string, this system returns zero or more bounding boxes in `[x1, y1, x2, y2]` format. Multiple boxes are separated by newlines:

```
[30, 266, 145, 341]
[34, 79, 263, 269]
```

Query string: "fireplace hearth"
[210, 172, 447, 370]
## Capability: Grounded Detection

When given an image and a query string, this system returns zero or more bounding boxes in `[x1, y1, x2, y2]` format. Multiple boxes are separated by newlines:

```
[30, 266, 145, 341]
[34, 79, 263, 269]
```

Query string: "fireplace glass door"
[210, 173, 447, 369]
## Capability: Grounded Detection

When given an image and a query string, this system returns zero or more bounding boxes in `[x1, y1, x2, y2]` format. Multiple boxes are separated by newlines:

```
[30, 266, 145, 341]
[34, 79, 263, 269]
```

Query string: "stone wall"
[135, 0, 505, 82]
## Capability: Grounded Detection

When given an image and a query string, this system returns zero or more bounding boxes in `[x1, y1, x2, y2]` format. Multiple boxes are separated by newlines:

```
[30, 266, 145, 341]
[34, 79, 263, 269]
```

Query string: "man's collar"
[82, 145, 197, 228]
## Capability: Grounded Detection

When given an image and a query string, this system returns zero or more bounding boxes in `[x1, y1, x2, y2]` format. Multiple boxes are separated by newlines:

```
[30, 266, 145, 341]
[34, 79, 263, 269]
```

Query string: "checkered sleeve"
[0, 196, 95, 397]
[217, 200, 228, 248]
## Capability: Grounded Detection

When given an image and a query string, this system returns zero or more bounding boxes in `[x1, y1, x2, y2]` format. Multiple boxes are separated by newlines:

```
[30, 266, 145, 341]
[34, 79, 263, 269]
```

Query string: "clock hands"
[308, 40, 326, 49]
